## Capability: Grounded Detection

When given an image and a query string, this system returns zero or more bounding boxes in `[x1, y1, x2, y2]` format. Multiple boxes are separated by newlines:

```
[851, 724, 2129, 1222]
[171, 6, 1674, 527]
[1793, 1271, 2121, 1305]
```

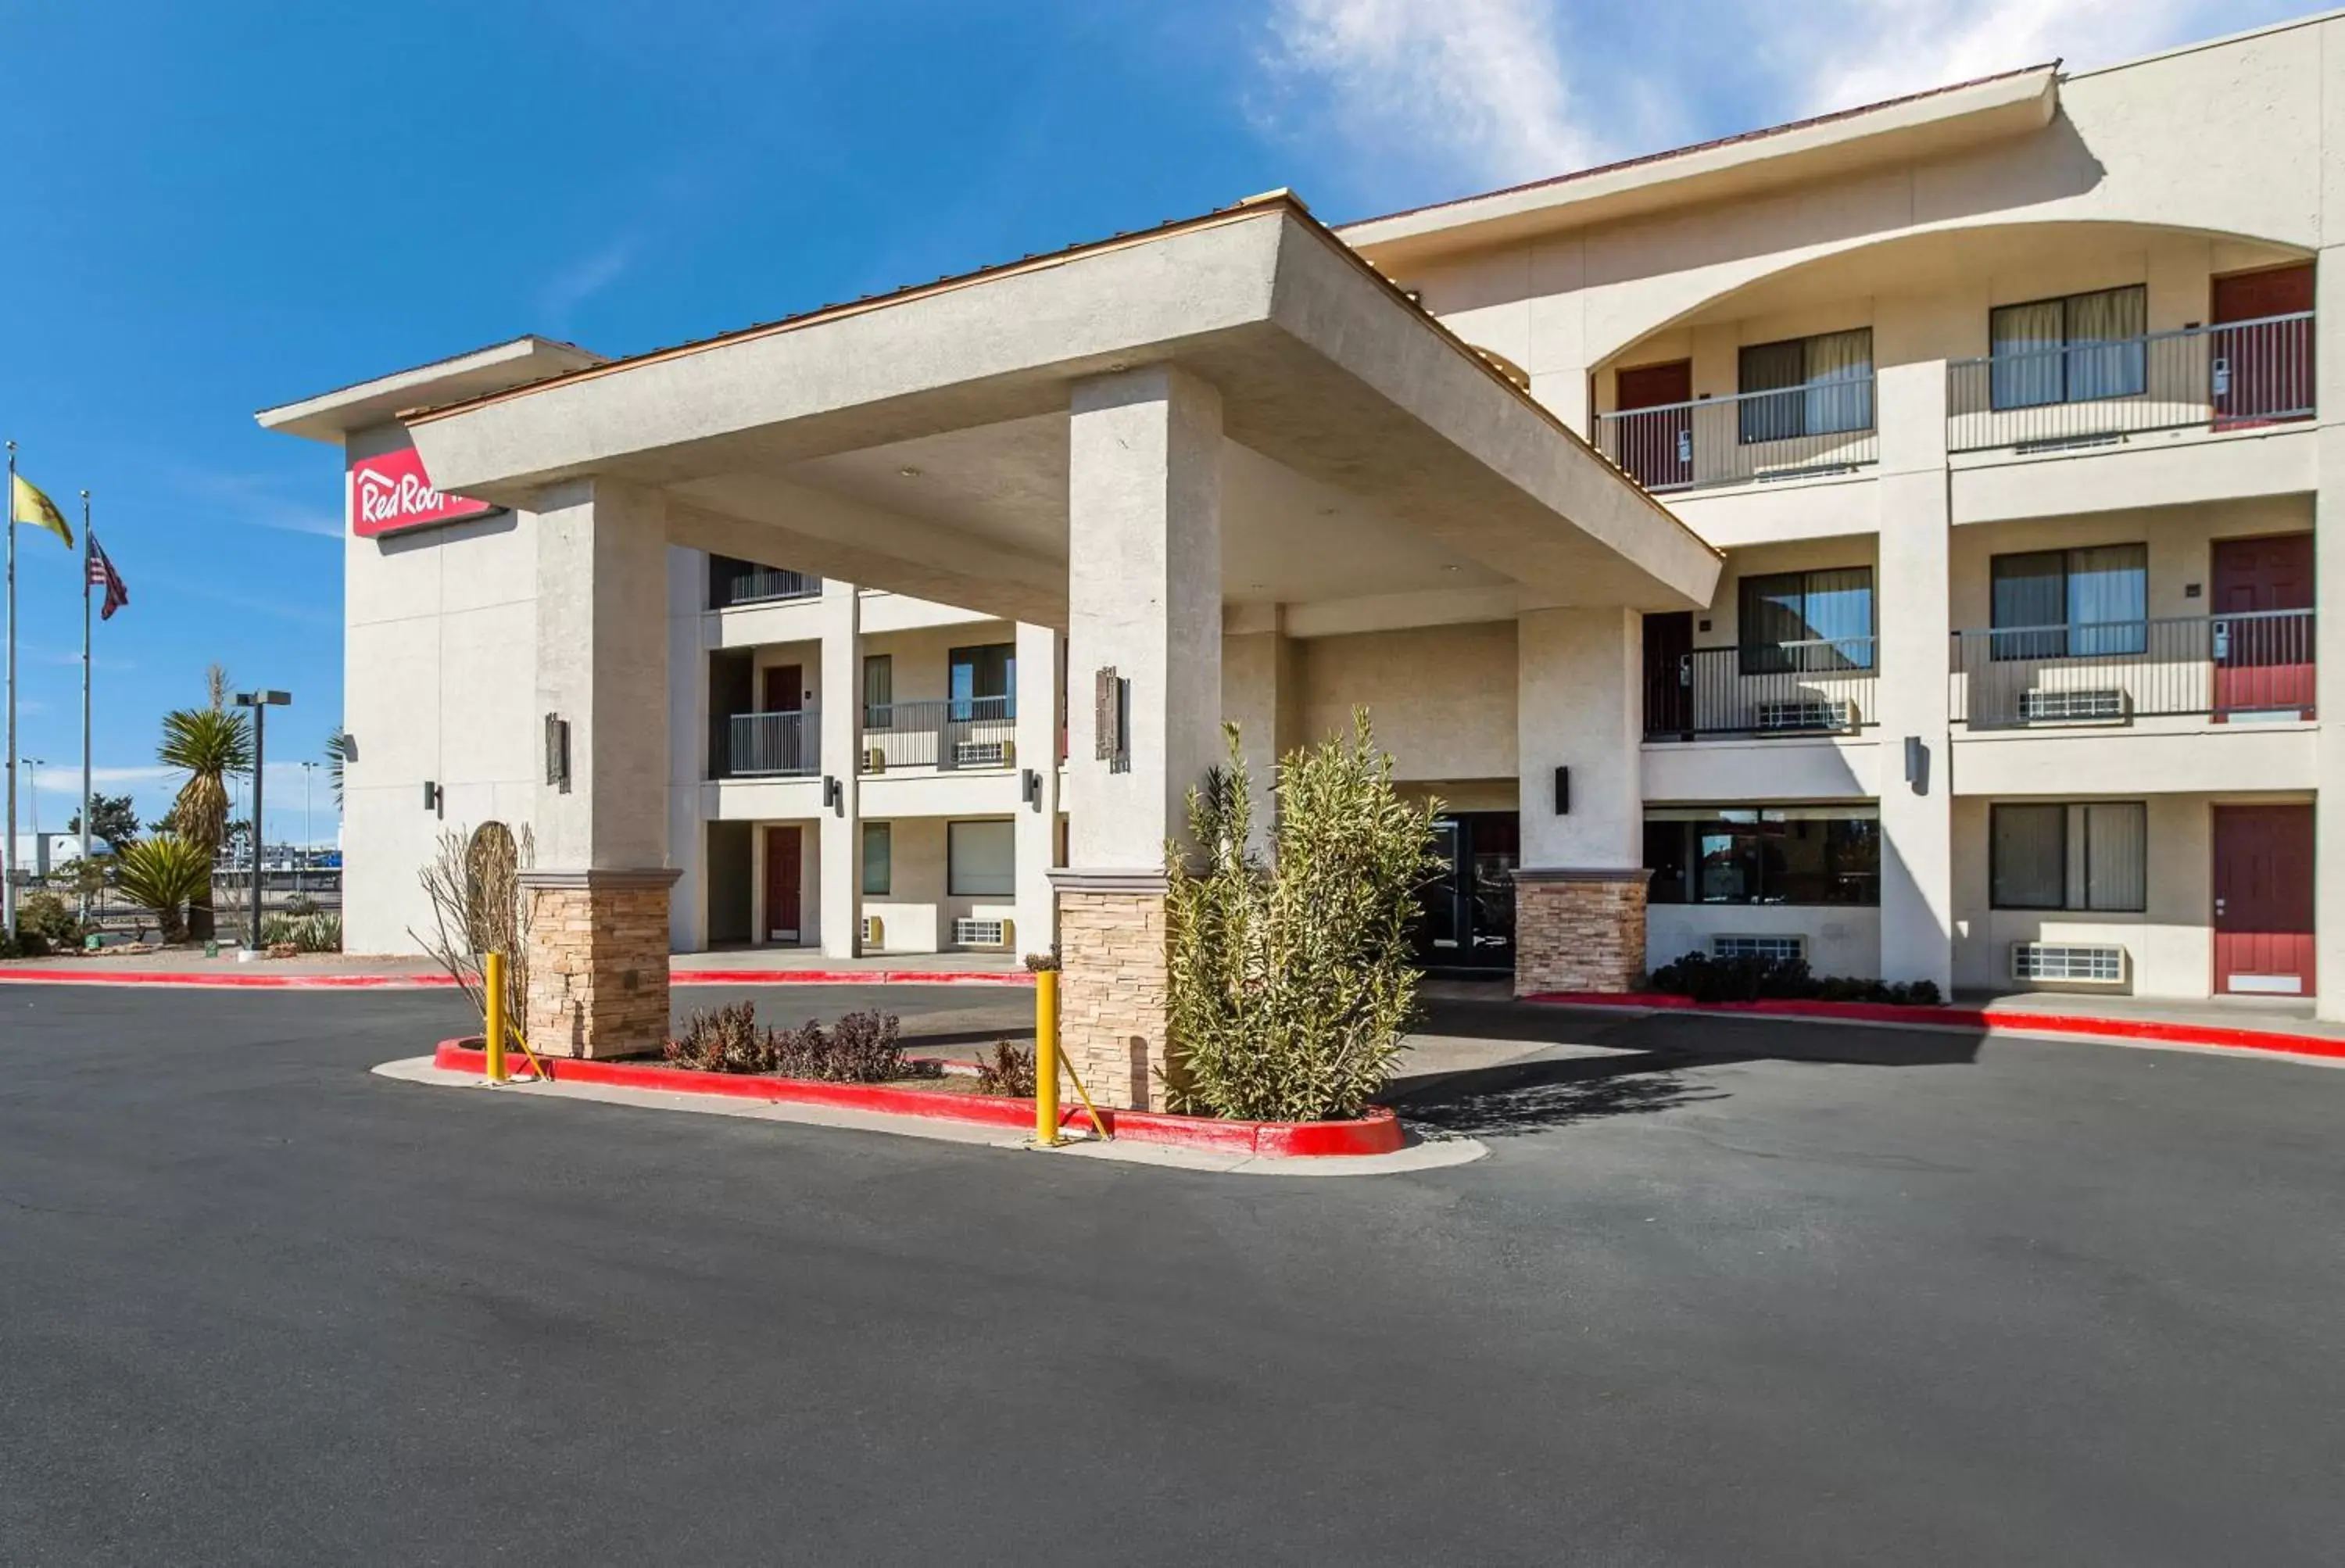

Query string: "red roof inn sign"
[349, 446, 500, 538]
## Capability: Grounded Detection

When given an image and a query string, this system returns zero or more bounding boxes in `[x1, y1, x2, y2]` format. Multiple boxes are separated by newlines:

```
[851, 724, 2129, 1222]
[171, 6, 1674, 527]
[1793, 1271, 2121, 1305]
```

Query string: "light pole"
[20, 757, 41, 868]
[232, 690, 290, 954]
[298, 761, 316, 895]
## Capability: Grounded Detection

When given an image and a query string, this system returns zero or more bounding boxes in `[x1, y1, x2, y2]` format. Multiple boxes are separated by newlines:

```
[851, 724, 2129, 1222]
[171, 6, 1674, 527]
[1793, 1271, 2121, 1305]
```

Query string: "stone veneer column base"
[1051, 871, 1172, 1111]
[519, 868, 681, 1060]
[1513, 869, 1652, 997]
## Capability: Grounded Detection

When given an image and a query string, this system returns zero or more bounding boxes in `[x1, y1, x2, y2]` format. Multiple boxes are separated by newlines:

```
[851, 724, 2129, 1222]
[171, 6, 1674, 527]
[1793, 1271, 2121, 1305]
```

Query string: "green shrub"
[18, 891, 81, 947]
[1165, 713, 1440, 1123]
[972, 1040, 1036, 1097]
[113, 834, 214, 943]
[1647, 950, 1942, 1007]
[0, 930, 52, 958]
[663, 1003, 923, 1082]
[258, 912, 342, 952]
[664, 1001, 768, 1072]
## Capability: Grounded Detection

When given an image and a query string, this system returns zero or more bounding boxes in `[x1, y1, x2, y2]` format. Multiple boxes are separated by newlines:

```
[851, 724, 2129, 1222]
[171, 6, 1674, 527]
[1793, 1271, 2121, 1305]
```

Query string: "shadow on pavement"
[1388, 1051, 1727, 1137]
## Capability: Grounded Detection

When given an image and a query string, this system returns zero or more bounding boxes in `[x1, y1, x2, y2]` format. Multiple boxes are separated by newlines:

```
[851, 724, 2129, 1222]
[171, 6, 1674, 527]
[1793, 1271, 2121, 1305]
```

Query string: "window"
[861, 822, 891, 897]
[1989, 545, 2147, 659]
[1990, 802, 2146, 911]
[862, 654, 893, 729]
[947, 819, 1015, 897]
[1738, 328, 1874, 444]
[1737, 567, 1874, 674]
[948, 643, 1015, 721]
[1644, 807, 1880, 907]
[1989, 285, 2146, 410]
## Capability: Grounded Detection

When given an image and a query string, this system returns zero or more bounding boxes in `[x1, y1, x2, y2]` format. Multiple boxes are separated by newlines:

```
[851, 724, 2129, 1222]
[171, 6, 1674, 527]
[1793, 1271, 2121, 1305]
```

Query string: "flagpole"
[80, 494, 93, 924]
[4, 439, 17, 943]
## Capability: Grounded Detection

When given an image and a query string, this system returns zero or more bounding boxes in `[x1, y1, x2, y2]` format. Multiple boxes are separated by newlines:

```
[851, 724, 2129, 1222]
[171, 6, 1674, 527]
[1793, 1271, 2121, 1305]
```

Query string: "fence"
[1643, 637, 1878, 739]
[717, 710, 819, 776]
[862, 696, 1016, 771]
[709, 559, 822, 609]
[1595, 378, 1878, 492]
[1951, 610, 2315, 725]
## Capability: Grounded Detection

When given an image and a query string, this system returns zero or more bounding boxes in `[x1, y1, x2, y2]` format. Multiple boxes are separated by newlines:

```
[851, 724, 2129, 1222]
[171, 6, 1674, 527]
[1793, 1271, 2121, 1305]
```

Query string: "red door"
[2211, 534, 2315, 718]
[2212, 805, 2315, 997]
[2211, 264, 2314, 428]
[1613, 360, 1693, 490]
[764, 825, 803, 943]
[762, 664, 803, 713]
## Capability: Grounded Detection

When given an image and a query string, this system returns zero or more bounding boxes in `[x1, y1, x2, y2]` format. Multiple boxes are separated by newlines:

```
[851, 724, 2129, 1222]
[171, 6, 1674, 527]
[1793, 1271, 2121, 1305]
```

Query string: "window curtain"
[1990, 299, 2064, 410]
[2066, 543, 2148, 657]
[861, 822, 892, 897]
[1738, 340, 1806, 444]
[2082, 803, 2148, 912]
[947, 820, 1016, 897]
[1991, 804, 2066, 908]
[1803, 328, 1874, 435]
[1990, 552, 2068, 660]
[2065, 286, 2146, 401]
[862, 654, 893, 729]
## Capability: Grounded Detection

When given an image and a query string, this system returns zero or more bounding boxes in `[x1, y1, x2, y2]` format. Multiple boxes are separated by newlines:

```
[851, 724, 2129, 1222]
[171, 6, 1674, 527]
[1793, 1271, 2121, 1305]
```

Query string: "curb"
[1525, 990, 2345, 1064]
[430, 1040, 1405, 1158]
[0, 967, 1030, 991]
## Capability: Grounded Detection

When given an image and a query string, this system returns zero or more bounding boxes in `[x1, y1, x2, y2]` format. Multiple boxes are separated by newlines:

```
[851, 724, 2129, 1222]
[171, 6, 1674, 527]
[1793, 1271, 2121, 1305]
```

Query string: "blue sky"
[0, 0, 2307, 846]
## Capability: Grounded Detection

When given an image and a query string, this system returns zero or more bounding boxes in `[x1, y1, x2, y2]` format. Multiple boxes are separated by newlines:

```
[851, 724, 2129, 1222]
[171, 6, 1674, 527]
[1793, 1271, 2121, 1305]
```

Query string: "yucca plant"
[113, 835, 215, 944]
[158, 700, 252, 943]
[1164, 711, 1441, 1122]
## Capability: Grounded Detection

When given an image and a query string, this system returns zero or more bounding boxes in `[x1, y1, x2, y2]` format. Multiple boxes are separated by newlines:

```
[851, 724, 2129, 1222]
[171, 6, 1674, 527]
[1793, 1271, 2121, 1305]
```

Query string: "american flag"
[88, 532, 128, 620]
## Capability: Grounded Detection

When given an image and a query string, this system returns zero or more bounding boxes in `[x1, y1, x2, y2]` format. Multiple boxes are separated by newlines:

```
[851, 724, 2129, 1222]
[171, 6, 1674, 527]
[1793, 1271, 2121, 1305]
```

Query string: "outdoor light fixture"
[543, 714, 571, 792]
[824, 775, 843, 810]
[1904, 736, 1929, 795]
[1022, 768, 1042, 809]
[231, 689, 292, 956]
[423, 781, 441, 811]
[1553, 766, 1570, 815]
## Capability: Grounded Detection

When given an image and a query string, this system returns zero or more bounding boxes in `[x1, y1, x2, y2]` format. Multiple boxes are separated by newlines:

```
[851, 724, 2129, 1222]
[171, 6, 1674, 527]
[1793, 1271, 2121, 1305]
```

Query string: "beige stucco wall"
[1648, 904, 1882, 981]
[1292, 621, 1517, 783]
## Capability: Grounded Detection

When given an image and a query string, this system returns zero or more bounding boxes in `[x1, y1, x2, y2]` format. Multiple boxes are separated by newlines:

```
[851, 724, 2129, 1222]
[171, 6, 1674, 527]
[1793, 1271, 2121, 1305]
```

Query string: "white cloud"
[536, 239, 638, 324]
[167, 467, 343, 540]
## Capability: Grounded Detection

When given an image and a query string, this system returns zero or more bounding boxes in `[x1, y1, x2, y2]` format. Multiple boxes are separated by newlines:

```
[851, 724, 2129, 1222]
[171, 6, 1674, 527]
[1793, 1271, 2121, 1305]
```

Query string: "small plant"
[17, 891, 82, 948]
[972, 1040, 1036, 1097]
[414, 823, 532, 1045]
[113, 834, 215, 943]
[1647, 951, 1942, 1007]
[259, 912, 341, 953]
[769, 1009, 921, 1083]
[665, 1001, 771, 1073]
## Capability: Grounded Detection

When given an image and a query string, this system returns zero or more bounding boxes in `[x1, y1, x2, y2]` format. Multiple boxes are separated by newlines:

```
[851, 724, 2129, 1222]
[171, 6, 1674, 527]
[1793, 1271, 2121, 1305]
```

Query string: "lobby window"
[948, 643, 1015, 721]
[947, 820, 1015, 897]
[861, 822, 891, 897]
[1989, 544, 2148, 659]
[1989, 285, 2146, 410]
[862, 654, 893, 728]
[1737, 328, 1874, 444]
[1738, 567, 1874, 674]
[1644, 807, 1880, 907]
[1990, 802, 2147, 912]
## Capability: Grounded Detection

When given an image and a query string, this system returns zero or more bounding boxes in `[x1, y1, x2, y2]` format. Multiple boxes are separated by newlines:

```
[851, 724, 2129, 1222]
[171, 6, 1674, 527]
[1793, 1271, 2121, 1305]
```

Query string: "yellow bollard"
[1033, 968, 1062, 1146]
[483, 950, 509, 1084]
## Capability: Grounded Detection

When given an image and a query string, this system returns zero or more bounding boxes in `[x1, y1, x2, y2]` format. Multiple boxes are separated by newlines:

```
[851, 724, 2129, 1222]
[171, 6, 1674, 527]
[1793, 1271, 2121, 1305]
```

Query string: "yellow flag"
[10, 471, 73, 549]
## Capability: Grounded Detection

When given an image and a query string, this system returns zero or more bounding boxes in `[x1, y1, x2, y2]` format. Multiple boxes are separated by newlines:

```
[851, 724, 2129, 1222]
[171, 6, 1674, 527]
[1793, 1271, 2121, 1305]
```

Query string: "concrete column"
[664, 545, 711, 954]
[2314, 241, 2345, 1021]
[818, 578, 863, 958]
[1220, 606, 1295, 859]
[1871, 339, 1956, 994]
[519, 477, 678, 1058]
[1054, 365, 1223, 1108]
[1513, 606, 1648, 994]
[1012, 621, 1063, 959]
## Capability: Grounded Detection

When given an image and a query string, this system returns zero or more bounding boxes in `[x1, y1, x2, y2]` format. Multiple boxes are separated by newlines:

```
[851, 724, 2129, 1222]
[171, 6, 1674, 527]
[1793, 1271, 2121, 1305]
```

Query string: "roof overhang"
[403, 197, 1720, 615]
[1341, 67, 2060, 270]
[256, 336, 607, 444]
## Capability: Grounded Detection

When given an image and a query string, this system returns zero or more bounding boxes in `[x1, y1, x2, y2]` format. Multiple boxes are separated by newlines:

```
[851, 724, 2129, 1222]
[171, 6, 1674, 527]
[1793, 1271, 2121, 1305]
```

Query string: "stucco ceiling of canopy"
[1603, 220, 2311, 367]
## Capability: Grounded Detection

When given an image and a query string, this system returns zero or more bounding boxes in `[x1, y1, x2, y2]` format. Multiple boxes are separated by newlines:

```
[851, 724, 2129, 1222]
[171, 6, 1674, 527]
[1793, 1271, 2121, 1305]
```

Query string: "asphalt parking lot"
[4, 982, 2342, 1565]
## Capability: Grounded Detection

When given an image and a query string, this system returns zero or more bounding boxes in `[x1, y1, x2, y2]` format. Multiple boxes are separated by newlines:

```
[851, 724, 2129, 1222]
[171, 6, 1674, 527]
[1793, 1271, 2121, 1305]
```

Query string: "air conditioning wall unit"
[1755, 698, 1856, 732]
[2010, 942, 2128, 986]
[863, 747, 886, 772]
[861, 915, 885, 948]
[1711, 934, 1806, 965]
[951, 917, 1012, 950]
[2018, 689, 2128, 724]
[953, 739, 1015, 768]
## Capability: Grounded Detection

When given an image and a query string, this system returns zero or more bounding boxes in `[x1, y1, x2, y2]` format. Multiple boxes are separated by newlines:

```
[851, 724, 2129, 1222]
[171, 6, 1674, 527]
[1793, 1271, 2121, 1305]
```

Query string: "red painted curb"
[429, 1040, 1405, 1156]
[1525, 990, 2345, 1063]
[0, 967, 1029, 990]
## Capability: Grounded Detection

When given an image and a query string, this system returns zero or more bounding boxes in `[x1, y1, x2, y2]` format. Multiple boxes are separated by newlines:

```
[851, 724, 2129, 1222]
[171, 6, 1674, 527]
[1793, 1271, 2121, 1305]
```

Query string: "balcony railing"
[1595, 377, 1878, 493]
[714, 710, 818, 778]
[862, 696, 1016, 772]
[1951, 610, 2315, 726]
[709, 557, 823, 609]
[1643, 637, 1878, 741]
[1946, 313, 2313, 453]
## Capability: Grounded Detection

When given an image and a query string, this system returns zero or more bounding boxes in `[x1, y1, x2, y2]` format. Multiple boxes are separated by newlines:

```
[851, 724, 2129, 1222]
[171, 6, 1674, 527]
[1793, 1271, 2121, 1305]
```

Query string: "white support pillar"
[1012, 621, 1063, 959]
[1056, 365, 1223, 1108]
[520, 476, 678, 1058]
[818, 578, 863, 958]
[664, 544, 711, 954]
[1872, 343, 1956, 995]
[1513, 605, 1647, 994]
[1220, 604, 1294, 860]
[2314, 238, 2345, 1021]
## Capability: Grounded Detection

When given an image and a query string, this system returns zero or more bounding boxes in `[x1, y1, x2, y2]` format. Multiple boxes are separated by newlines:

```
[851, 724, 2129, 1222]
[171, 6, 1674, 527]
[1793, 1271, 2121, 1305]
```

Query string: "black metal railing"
[1947, 313, 2314, 453]
[709, 557, 823, 609]
[1951, 610, 2315, 725]
[1595, 376, 1878, 493]
[714, 710, 819, 777]
[862, 696, 1016, 771]
[1643, 637, 1878, 740]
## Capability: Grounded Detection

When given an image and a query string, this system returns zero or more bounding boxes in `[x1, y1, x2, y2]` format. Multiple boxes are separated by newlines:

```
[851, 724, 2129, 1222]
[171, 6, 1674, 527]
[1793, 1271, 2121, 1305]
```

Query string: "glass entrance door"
[1414, 811, 1519, 972]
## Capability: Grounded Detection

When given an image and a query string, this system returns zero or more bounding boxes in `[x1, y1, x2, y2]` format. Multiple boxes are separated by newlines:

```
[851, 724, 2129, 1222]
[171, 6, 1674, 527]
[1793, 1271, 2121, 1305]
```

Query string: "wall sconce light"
[422, 780, 441, 811]
[543, 713, 572, 793]
[1022, 768, 1043, 809]
[1903, 736, 1929, 795]
[824, 775, 843, 810]
[1552, 765, 1570, 814]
